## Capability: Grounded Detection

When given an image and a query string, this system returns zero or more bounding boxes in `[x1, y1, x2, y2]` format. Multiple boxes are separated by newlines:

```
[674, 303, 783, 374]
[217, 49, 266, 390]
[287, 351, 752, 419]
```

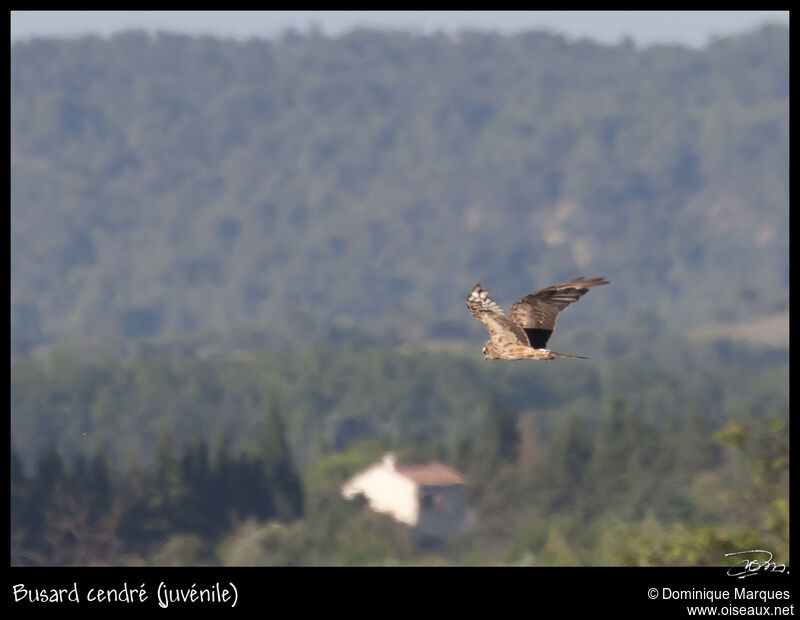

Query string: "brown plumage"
[466, 276, 609, 360]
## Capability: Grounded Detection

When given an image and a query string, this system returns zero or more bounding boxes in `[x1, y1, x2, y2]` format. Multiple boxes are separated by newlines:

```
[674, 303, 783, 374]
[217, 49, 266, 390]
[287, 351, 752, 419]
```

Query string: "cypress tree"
[478, 397, 520, 474]
[260, 396, 304, 521]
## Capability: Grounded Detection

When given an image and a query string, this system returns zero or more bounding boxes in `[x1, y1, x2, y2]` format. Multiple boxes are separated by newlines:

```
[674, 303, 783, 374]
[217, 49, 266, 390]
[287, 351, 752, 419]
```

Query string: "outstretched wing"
[466, 284, 530, 347]
[510, 276, 609, 348]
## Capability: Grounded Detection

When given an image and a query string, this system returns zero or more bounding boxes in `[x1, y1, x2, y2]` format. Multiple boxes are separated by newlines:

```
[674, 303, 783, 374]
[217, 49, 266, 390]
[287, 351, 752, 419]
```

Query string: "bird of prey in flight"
[466, 276, 609, 360]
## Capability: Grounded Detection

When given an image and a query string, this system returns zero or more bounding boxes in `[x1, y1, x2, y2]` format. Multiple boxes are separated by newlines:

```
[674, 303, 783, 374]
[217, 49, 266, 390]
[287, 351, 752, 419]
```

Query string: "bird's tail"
[547, 350, 589, 360]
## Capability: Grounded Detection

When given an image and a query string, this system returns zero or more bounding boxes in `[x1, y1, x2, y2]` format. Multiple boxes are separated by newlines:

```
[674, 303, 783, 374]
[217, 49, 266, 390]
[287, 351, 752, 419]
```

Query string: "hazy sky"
[10, 11, 789, 48]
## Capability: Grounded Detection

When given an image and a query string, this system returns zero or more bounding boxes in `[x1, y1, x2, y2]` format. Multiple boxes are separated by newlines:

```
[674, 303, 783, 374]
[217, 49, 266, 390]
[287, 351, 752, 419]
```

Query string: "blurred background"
[11, 11, 788, 566]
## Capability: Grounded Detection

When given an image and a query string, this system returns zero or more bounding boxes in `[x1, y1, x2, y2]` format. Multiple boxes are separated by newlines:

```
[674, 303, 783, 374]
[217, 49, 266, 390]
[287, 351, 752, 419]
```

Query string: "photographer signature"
[724, 549, 788, 579]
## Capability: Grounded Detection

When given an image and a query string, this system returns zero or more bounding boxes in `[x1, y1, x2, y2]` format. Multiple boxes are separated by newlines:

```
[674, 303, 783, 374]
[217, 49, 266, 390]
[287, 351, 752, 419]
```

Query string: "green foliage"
[217, 521, 309, 567]
[599, 517, 762, 567]
[476, 397, 520, 475]
[10, 328, 786, 473]
[10, 378, 787, 565]
[12, 395, 303, 565]
[150, 534, 215, 567]
[302, 439, 384, 497]
[251, 397, 304, 520]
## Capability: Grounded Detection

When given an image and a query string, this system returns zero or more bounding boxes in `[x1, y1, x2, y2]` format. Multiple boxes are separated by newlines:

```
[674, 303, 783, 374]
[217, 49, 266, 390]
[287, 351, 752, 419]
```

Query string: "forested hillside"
[10, 335, 788, 566]
[10, 325, 789, 471]
[11, 25, 788, 355]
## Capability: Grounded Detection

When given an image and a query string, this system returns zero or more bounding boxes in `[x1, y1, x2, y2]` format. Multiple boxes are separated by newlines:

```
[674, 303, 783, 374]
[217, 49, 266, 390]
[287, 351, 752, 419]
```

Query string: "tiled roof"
[395, 461, 466, 487]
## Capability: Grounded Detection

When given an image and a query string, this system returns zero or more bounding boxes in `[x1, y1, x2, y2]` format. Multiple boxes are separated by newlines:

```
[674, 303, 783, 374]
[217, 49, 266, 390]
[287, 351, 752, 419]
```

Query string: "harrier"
[466, 276, 609, 360]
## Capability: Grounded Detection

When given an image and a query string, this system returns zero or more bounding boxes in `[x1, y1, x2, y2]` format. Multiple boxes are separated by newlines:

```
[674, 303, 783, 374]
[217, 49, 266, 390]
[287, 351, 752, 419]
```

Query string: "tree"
[177, 435, 214, 536]
[258, 397, 304, 521]
[476, 397, 520, 476]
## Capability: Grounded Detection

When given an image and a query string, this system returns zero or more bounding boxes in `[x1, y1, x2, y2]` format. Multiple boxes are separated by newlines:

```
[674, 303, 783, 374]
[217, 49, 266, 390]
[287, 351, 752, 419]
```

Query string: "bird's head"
[482, 341, 500, 360]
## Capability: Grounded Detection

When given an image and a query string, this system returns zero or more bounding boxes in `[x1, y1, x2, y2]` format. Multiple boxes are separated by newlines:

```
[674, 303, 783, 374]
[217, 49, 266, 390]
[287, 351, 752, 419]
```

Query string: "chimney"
[383, 452, 397, 470]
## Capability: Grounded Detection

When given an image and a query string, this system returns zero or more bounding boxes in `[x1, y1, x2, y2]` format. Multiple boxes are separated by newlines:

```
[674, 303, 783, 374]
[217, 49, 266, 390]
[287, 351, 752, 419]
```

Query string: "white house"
[341, 453, 472, 539]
